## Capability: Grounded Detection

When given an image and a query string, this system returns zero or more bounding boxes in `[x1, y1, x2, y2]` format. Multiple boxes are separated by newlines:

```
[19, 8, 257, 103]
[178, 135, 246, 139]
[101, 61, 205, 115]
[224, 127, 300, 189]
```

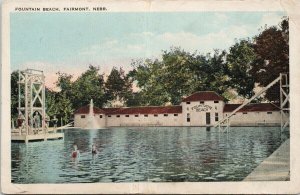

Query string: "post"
[280, 73, 283, 132]
[24, 73, 28, 136]
[18, 71, 21, 115]
[42, 73, 46, 134]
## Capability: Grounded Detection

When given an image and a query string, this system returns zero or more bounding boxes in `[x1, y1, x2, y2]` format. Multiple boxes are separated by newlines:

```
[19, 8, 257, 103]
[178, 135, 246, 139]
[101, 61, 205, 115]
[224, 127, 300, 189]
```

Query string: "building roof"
[75, 105, 182, 115]
[102, 107, 123, 115]
[182, 91, 224, 102]
[74, 105, 106, 114]
[104, 106, 182, 115]
[223, 103, 280, 113]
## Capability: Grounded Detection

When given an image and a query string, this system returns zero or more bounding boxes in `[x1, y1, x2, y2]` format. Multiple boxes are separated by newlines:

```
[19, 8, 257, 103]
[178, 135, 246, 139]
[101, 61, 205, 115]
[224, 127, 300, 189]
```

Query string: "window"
[187, 113, 190, 122]
[117, 115, 120, 118]
[243, 112, 247, 115]
[125, 115, 129, 117]
[99, 115, 102, 118]
[108, 115, 111, 117]
[200, 101, 204, 104]
[214, 101, 219, 103]
[81, 115, 85, 118]
[187, 102, 191, 104]
[144, 114, 148, 117]
[174, 114, 178, 116]
[215, 113, 219, 122]
[154, 114, 158, 117]
[135, 115, 138, 117]
[267, 112, 272, 114]
[187, 107, 189, 111]
[164, 114, 168, 117]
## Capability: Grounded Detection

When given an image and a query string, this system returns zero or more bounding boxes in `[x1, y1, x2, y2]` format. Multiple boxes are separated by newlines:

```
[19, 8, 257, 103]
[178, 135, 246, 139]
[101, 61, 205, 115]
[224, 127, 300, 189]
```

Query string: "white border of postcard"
[2, 0, 300, 194]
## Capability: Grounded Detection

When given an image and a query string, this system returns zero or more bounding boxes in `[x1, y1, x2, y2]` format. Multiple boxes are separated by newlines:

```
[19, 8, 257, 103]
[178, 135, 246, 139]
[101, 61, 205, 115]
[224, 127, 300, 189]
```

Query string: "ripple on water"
[11, 127, 288, 183]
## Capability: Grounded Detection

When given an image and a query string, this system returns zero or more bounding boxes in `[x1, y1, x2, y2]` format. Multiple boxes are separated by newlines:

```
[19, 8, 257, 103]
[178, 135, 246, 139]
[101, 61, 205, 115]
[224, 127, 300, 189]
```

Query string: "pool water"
[11, 127, 289, 183]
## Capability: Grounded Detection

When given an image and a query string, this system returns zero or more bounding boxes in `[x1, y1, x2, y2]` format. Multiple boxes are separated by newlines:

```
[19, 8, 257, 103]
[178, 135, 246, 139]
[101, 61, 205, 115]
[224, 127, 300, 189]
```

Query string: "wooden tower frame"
[17, 69, 46, 135]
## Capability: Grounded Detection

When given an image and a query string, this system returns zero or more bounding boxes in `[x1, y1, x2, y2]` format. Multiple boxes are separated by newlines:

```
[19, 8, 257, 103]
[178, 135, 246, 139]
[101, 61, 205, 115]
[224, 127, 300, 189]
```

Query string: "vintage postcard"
[1, 0, 300, 194]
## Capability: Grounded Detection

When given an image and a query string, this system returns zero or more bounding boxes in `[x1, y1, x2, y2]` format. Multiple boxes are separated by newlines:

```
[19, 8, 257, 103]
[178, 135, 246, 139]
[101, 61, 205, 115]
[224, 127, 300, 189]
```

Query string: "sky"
[10, 12, 286, 89]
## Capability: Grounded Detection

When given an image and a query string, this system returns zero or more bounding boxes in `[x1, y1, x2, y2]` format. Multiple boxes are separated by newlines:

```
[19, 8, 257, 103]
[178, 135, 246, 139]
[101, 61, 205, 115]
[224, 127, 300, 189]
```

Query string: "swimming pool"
[11, 127, 289, 183]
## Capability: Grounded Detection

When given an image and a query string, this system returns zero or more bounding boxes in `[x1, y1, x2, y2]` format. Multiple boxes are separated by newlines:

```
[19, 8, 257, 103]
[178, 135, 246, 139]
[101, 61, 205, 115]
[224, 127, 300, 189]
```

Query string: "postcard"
[1, 0, 300, 194]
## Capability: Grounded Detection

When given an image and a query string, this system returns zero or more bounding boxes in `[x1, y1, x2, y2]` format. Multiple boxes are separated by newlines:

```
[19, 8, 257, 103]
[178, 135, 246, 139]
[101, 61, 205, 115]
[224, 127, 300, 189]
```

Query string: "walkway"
[244, 139, 290, 181]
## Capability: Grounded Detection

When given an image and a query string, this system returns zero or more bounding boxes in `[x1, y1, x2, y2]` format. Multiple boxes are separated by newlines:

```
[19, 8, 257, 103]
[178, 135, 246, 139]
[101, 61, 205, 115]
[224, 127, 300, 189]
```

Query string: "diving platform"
[12, 69, 65, 144]
[11, 128, 64, 143]
[215, 73, 289, 133]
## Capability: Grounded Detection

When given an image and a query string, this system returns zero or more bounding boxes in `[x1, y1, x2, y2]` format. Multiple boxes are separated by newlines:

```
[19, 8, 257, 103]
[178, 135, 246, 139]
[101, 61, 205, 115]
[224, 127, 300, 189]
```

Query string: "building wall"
[181, 100, 225, 126]
[74, 105, 281, 128]
[74, 114, 106, 128]
[106, 113, 183, 127]
[223, 111, 281, 126]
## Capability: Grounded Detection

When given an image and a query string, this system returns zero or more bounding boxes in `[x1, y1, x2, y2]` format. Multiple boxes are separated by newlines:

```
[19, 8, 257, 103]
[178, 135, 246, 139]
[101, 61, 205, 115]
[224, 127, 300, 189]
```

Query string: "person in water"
[92, 144, 97, 155]
[72, 144, 80, 158]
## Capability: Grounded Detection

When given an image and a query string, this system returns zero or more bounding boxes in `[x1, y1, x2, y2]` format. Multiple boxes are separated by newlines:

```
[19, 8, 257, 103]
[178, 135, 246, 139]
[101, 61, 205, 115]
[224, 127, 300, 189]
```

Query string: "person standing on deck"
[52, 115, 58, 128]
[33, 112, 40, 129]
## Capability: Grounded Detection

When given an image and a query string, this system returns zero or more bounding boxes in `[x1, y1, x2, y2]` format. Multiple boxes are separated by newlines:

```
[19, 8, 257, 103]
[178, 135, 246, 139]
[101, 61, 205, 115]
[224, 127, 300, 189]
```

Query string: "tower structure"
[280, 73, 289, 132]
[17, 69, 46, 135]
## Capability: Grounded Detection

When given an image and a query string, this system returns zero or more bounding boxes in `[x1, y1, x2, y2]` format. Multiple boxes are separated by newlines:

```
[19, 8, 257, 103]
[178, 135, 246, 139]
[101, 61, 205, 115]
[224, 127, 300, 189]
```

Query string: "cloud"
[77, 24, 255, 66]
[148, 24, 254, 54]
[258, 12, 284, 29]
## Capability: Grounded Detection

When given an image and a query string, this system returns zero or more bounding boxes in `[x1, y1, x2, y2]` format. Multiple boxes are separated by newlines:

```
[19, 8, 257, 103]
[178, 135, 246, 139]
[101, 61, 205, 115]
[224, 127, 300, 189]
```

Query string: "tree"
[227, 39, 256, 98]
[129, 58, 170, 106]
[105, 67, 132, 106]
[11, 71, 19, 120]
[250, 18, 289, 102]
[45, 88, 58, 117]
[125, 92, 144, 107]
[129, 47, 231, 105]
[72, 65, 106, 108]
[193, 50, 230, 98]
[55, 92, 74, 125]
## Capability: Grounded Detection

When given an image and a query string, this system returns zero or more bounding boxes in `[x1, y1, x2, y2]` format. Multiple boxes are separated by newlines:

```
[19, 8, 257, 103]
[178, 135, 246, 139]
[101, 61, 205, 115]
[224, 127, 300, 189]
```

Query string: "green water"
[11, 127, 289, 183]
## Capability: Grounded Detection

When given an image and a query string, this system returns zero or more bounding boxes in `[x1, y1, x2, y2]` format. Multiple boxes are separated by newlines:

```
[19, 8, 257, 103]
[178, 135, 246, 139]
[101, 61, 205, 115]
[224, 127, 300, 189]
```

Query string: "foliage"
[249, 18, 289, 102]
[71, 65, 106, 108]
[227, 39, 256, 98]
[10, 17, 289, 119]
[54, 92, 74, 124]
[129, 47, 231, 105]
[11, 71, 19, 120]
[105, 67, 132, 106]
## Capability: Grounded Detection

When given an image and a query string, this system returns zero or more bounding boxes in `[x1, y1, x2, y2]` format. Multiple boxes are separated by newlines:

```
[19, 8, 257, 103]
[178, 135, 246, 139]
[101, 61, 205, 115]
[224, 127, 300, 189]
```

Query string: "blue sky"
[11, 12, 286, 88]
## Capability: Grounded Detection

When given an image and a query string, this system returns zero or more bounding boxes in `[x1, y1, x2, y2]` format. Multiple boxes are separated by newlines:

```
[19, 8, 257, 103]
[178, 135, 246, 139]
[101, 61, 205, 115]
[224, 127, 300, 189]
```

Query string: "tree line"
[11, 18, 288, 123]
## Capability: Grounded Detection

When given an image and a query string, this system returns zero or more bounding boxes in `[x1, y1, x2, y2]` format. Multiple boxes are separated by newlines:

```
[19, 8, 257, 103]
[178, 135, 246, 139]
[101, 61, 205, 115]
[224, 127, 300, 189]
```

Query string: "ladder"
[215, 73, 289, 132]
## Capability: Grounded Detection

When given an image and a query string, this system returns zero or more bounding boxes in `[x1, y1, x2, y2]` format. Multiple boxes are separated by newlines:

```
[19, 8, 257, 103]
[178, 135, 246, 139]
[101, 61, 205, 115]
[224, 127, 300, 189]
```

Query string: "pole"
[42, 74, 46, 134]
[25, 73, 28, 136]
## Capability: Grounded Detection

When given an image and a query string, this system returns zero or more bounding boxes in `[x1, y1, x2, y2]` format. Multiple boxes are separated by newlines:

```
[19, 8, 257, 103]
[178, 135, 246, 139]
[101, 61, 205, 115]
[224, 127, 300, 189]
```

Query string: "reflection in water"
[11, 127, 289, 183]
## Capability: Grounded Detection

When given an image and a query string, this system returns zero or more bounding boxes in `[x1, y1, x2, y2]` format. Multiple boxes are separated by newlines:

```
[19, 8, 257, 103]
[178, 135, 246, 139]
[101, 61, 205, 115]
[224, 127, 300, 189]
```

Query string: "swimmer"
[92, 144, 97, 155]
[72, 144, 80, 158]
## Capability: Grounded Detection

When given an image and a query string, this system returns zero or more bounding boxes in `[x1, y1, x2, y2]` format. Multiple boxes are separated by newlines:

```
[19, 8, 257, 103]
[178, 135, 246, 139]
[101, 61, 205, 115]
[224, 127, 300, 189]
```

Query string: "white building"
[74, 91, 281, 128]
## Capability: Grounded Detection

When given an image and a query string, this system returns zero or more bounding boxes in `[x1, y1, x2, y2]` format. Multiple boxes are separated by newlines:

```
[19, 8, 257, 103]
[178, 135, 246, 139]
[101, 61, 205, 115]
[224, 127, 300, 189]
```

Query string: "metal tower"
[17, 69, 46, 135]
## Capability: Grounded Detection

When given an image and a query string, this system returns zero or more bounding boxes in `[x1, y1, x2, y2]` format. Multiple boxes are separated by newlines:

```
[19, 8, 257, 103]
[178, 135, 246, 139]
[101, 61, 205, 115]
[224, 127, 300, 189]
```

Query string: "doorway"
[206, 112, 211, 125]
